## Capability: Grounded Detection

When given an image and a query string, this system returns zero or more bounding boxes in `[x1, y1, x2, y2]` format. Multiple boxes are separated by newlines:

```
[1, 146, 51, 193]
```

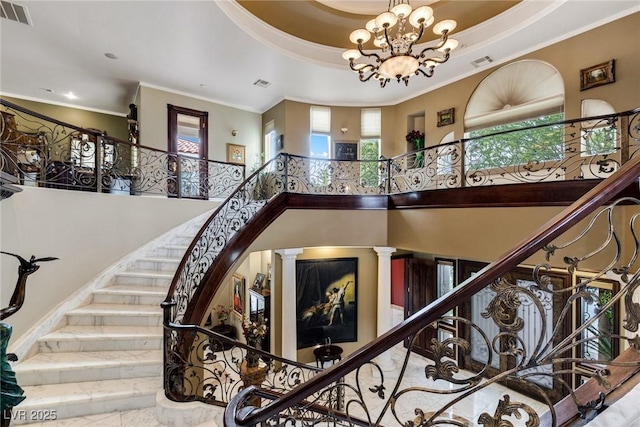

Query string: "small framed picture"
[437, 108, 455, 127]
[226, 143, 246, 165]
[231, 274, 244, 316]
[276, 134, 284, 151]
[253, 273, 266, 290]
[334, 141, 358, 160]
[580, 59, 615, 91]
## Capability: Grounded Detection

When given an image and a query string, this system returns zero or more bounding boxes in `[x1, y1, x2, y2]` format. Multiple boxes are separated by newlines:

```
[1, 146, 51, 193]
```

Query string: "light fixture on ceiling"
[342, 1, 458, 88]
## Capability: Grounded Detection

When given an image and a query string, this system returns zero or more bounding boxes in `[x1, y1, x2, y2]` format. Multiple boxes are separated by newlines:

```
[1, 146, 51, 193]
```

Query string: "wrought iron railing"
[224, 157, 640, 426]
[157, 108, 640, 425]
[0, 99, 244, 198]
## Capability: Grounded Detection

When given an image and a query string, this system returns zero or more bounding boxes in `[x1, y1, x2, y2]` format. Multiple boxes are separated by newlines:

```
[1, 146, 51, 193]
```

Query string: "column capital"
[275, 248, 304, 260]
[373, 247, 396, 257]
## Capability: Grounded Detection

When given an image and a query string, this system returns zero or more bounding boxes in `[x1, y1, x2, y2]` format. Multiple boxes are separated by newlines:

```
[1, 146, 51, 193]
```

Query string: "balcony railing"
[0, 99, 244, 198]
[158, 108, 640, 426]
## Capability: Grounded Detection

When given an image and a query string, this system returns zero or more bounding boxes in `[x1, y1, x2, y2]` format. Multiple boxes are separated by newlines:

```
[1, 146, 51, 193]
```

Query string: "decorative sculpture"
[1, 252, 57, 427]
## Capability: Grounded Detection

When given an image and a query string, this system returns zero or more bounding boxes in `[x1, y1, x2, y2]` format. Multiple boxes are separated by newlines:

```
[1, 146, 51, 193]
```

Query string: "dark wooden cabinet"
[249, 287, 270, 353]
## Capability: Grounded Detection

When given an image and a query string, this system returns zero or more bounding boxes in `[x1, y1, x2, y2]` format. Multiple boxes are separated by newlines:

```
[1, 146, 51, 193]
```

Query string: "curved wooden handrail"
[228, 147, 640, 425]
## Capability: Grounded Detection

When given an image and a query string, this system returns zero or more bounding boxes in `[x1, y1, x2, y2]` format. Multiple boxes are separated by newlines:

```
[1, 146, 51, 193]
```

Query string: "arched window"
[464, 60, 565, 170]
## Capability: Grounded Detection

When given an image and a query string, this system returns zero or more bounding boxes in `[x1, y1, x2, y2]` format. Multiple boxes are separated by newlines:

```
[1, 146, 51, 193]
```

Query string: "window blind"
[310, 106, 331, 134]
[361, 108, 381, 137]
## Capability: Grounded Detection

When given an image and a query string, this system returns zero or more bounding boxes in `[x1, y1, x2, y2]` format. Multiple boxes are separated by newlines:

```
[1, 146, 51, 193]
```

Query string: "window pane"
[310, 106, 331, 134]
[310, 134, 330, 158]
[466, 112, 564, 170]
[360, 138, 380, 186]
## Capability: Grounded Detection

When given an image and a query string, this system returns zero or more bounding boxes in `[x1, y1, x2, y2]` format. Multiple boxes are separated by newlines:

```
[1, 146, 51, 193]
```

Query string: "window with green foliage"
[466, 112, 564, 170]
[360, 108, 381, 187]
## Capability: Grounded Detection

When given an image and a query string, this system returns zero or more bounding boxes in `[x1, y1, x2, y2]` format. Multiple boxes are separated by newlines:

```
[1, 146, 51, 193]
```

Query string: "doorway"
[167, 104, 208, 199]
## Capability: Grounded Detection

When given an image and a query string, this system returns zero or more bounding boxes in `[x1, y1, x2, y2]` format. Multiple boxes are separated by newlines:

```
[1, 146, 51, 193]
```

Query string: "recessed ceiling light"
[199, 83, 207, 88]
[64, 92, 78, 100]
[104, 53, 118, 60]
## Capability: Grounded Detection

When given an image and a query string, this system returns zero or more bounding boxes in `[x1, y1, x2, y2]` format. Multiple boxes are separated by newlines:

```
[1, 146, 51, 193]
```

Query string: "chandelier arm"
[406, 23, 426, 55]
[358, 70, 382, 84]
[418, 51, 450, 66]
[357, 44, 384, 63]
[383, 26, 396, 56]
[349, 61, 377, 74]
[416, 67, 435, 78]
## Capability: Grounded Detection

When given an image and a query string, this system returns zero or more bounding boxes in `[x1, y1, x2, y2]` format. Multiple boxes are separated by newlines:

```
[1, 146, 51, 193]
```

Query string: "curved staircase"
[9, 218, 205, 425]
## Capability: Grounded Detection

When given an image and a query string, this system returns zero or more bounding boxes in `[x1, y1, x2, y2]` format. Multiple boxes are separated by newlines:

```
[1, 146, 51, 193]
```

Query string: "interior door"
[405, 257, 437, 359]
[167, 104, 208, 199]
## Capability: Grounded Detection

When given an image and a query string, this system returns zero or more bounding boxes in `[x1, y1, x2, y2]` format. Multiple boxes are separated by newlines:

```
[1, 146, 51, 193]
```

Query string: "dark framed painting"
[334, 141, 358, 160]
[437, 108, 455, 127]
[231, 274, 244, 316]
[580, 59, 615, 91]
[295, 258, 358, 349]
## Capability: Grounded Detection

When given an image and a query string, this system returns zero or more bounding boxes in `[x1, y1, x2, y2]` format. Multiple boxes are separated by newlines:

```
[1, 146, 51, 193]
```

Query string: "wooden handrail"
[229, 147, 640, 425]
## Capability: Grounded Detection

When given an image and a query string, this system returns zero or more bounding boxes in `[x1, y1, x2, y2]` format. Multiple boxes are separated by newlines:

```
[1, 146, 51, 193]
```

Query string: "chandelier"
[342, 1, 458, 87]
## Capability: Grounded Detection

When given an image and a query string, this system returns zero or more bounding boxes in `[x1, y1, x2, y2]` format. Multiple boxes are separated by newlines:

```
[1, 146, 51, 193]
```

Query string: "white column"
[275, 248, 303, 362]
[374, 246, 396, 373]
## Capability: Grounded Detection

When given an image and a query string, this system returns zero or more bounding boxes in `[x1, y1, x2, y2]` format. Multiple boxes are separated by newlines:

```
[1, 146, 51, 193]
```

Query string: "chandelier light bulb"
[391, 3, 412, 19]
[365, 19, 379, 33]
[408, 6, 433, 28]
[375, 11, 398, 30]
[433, 19, 457, 35]
[342, 49, 361, 61]
[438, 39, 459, 52]
[349, 29, 371, 44]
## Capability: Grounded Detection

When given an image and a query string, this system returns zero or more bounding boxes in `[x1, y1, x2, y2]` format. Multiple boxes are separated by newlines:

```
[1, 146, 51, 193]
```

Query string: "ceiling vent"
[0, 1, 31, 26]
[470, 56, 494, 68]
[253, 79, 271, 88]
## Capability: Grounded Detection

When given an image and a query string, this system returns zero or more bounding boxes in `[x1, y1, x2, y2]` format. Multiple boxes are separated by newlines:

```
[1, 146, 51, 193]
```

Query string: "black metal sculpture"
[1, 252, 57, 427]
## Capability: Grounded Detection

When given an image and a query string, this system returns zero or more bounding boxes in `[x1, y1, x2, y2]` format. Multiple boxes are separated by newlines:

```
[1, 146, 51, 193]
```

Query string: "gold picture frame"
[231, 274, 245, 316]
[437, 108, 455, 127]
[226, 143, 246, 165]
[580, 59, 615, 91]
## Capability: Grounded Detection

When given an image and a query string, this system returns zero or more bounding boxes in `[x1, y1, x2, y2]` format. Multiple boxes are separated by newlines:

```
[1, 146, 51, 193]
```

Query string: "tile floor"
[22, 345, 638, 426]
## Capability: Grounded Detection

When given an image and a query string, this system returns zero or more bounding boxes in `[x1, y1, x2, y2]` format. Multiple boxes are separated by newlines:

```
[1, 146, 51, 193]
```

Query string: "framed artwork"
[276, 134, 284, 151]
[580, 59, 615, 91]
[295, 257, 358, 349]
[334, 141, 358, 160]
[437, 108, 455, 127]
[231, 274, 244, 316]
[252, 272, 266, 290]
[226, 143, 246, 165]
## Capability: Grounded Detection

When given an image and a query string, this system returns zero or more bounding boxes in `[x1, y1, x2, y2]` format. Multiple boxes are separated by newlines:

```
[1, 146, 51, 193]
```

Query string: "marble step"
[66, 303, 162, 327]
[113, 270, 174, 287]
[14, 350, 162, 386]
[150, 244, 189, 259]
[170, 234, 198, 246]
[133, 256, 181, 273]
[12, 377, 160, 425]
[37, 325, 163, 353]
[92, 285, 167, 305]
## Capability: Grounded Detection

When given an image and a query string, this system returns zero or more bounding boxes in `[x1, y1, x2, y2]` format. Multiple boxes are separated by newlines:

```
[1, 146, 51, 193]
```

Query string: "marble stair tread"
[114, 271, 174, 279]
[15, 377, 160, 423]
[93, 285, 168, 296]
[14, 350, 162, 386]
[39, 325, 162, 342]
[67, 303, 162, 316]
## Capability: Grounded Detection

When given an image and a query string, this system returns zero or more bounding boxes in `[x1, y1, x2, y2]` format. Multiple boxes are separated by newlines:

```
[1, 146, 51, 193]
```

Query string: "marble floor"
[22, 345, 638, 426]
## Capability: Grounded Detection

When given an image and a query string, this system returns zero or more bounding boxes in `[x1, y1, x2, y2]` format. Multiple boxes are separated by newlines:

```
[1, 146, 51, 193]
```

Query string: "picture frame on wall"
[295, 257, 358, 349]
[252, 272, 266, 290]
[334, 141, 358, 160]
[580, 59, 615, 91]
[437, 108, 455, 127]
[231, 274, 244, 316]
[226, 143, 246, 165]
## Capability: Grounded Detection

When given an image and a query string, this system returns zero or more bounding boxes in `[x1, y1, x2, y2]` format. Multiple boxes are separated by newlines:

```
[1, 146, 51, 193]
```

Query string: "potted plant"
[213, 304, 230, 326]
[241, 316, 268, 367]
[406, 130, 425, 167]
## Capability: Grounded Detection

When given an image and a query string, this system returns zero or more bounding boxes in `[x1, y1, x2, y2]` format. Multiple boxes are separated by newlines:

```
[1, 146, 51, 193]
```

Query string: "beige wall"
[268, 13, 640, 159]
[137, 85, 262, 168]
[1, 187, 217, 340]
[2, 96, 129, 141]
